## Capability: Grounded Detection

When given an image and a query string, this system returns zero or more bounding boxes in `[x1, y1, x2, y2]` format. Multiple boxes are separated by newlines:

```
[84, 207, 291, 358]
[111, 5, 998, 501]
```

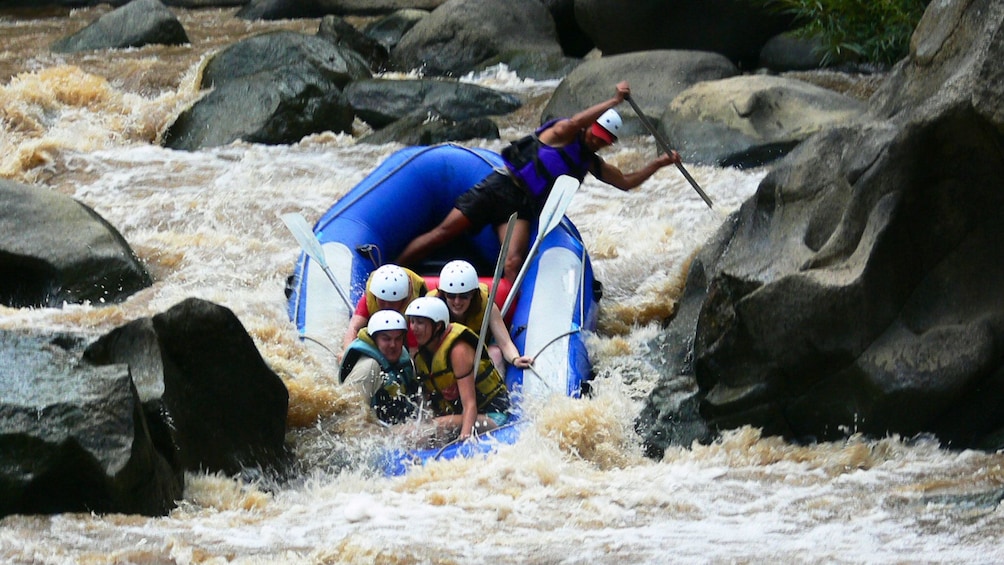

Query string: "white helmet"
[369, 264, 409, 301]
[405, 296, 450, 328]
[593, 108, 622, 143]
[367, 310, 407, 335]
[438, 260, 479, 294]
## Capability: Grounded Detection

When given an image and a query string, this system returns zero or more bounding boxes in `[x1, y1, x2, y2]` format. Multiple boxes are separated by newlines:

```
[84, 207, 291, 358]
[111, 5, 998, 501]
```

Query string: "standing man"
[395, 81, 681, 282]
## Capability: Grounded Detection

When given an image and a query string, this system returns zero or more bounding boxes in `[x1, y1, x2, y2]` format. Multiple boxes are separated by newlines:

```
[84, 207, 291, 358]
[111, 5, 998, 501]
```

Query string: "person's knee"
[503, 252, 524, 279]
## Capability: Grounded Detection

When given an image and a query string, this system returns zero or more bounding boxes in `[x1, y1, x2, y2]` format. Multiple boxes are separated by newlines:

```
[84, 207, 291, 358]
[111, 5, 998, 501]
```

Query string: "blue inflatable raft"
[286, 144, 599, 475]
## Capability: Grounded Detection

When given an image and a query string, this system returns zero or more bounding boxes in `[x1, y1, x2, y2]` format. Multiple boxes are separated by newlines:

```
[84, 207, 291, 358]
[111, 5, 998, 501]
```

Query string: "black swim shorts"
[455, 170, 537, 229]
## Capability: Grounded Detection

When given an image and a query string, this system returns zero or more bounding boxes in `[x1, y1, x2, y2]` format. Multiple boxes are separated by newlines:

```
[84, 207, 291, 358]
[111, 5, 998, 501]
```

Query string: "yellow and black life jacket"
[413, 323, 509, 416]
[364, 267, 427, 314]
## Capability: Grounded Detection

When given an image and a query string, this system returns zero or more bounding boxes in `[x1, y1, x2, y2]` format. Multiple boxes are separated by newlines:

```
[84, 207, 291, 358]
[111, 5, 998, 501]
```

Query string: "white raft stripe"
[521, 245, 581, 399]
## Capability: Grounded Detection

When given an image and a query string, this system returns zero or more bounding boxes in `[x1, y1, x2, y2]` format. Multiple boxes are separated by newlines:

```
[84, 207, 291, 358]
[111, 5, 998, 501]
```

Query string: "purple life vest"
[501, 119, 598, 201]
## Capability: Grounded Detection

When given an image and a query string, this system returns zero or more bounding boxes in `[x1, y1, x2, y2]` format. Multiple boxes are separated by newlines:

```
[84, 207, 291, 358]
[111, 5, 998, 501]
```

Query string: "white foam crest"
[459, 63, 563, 96]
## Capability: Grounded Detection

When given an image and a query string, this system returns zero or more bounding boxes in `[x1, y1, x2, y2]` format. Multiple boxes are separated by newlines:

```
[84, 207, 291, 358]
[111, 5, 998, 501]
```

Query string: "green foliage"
[758, 0, 931, 66]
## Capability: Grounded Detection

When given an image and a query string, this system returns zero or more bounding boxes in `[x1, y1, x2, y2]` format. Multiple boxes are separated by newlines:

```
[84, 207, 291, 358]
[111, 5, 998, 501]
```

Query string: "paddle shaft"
[474, 212, 518, 368]
[623, 94, 714, 209]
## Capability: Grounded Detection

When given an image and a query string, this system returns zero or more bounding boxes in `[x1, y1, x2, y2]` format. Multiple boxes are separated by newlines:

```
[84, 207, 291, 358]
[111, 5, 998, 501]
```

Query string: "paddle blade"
[501, 176, 580, 318]
[537, 175, 580, 237]
[281, 213, 328, 269]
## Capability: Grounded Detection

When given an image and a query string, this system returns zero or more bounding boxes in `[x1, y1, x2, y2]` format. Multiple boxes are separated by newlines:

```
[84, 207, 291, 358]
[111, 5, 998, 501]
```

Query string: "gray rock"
[14, 0, 244, 6]
[0, 179, 152, 308]
[84, 298, 291, 476]
[0, 330, 182, 518]
[236, 0, 329, 19]
[663, 75, 868, 167]
[358, 109, 499, 145]
[164, 31, 367, 150]
[759, 32, 828, 72]
[199, 30, 370, 90]
[50, 0, 188, 53]
[363, 9, 429, 52]
[163, 67, 354, 150]
[238, 0, 444, 20]
[389, 0, 563, 76]
[542, 50, 739, 136]
[636, 0, 1004, 456]
[318, 15, 389, 71]
[344, 78, 521, 128]
[541, 0, 594, 57]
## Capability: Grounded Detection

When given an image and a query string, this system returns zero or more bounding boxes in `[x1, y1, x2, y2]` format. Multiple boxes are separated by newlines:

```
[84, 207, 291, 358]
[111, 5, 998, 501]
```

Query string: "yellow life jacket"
[429, 283, 490, 334]
[413, 323, 508, 416]
[364, 267, 427, 314]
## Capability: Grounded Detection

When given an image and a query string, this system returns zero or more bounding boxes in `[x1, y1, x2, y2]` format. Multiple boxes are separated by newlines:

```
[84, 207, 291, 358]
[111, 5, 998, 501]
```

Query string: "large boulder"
[318, 15, 389, 72]
[362, 9, 429, 53]
[198, 30, 370, 90]
[13, 0, 244, 7]
[574, 0, 793, 68]
[50, 0, 189, 53]
[0, 179, 152, 308]
[389, 0, 564, 77]
[663, 75, 868, 168]
[84, 298, 291, 476]
[237, 0, 445, 20]
[358, 109, 499, 145]
[540, 0, 594, 57]
[636, 0, 1004, 456]
[163, 31, 368, 150]
[163, 67, 354, 150]
[758, 32, 828, 72]
[0, 330, 182, 518]
[541, 51, 739, 136]
[344, 78, 521, 128]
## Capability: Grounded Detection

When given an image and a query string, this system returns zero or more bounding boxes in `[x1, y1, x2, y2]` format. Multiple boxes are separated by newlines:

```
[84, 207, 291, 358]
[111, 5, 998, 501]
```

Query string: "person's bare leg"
[498, 219, 530, 283]
[397, 208, 473, 268]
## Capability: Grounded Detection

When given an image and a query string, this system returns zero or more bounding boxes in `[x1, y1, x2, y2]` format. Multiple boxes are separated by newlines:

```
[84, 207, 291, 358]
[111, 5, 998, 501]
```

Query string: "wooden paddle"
[281, 212, 353, 311]
[474, 212, 518, 372]
[624, 93, 715, 210]
[500, 174, 580, 318]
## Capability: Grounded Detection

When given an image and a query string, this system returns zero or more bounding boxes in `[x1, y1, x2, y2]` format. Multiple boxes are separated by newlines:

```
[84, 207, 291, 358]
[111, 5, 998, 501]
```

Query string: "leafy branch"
[756, 0, 931, 66]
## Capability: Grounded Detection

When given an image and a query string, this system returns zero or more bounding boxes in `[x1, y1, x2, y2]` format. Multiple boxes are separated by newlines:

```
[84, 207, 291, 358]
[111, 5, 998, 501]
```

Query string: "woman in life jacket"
[429, 260, 532, 371]
[395, 80, 681, 283]
[405, 296, 510, 443]
[339, 310, 421, 424]
[340, 263, 427, 355]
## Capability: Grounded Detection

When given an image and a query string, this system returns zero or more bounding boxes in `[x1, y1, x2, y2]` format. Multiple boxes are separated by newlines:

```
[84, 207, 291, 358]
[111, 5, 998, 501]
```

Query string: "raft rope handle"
[300, 334, 341, 361]
[355, 243, 383, 269]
